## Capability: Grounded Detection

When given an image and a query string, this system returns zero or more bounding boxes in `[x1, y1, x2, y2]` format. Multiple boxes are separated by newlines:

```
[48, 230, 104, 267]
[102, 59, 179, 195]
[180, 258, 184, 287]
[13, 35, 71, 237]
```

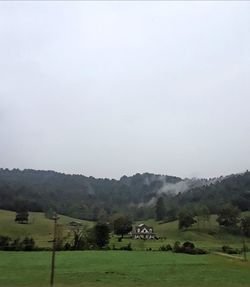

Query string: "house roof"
[135, 223, 154, 231]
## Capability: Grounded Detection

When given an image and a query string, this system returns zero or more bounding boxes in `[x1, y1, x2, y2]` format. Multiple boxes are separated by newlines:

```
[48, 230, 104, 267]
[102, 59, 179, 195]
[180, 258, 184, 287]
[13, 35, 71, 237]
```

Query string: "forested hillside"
[0, 168, 249, 220]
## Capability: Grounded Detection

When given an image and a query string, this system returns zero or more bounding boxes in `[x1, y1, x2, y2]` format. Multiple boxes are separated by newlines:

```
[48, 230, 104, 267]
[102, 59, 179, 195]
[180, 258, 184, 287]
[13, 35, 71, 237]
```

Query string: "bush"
[0, 235, 11, 250]
[173, 241, 181, 252]
[172, 241, 207, 255]
[159, 244, 172, 251]
[22, 237, 35, 251]
[63, 242, 71, 250]
[222, 245, 241, 254]
[184, 247, 207, 255]
[183, 241, 195, 249]
[119, 243, 132, 251]
[0, 235, 36, 251]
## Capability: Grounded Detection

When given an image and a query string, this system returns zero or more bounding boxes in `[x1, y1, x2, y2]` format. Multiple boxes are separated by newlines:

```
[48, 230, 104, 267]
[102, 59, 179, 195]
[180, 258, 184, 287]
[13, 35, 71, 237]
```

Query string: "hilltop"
[0, 168, 250, 220]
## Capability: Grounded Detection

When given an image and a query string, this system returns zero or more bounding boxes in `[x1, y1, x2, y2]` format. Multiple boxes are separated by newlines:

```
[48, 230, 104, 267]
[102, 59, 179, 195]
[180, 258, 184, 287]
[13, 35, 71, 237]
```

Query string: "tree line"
[11, 211, 134, 251]
[156, 196, 250, 236]
[0, 168, 250, 222]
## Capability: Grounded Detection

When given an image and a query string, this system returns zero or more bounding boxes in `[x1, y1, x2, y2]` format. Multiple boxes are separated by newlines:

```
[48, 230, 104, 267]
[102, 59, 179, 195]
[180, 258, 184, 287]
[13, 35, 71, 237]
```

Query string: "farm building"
[68, 221, 82, 227]
[131, 223, 156, 239]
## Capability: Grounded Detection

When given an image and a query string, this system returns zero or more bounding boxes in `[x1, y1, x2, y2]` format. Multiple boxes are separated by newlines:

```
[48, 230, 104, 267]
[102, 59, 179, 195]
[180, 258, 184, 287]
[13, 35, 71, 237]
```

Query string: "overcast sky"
[0, 2, 250, 179]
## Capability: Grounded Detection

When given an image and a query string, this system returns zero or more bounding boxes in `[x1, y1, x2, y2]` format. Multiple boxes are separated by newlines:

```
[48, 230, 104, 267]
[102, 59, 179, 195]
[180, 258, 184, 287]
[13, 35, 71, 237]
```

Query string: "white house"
[131, 223, 156, 239]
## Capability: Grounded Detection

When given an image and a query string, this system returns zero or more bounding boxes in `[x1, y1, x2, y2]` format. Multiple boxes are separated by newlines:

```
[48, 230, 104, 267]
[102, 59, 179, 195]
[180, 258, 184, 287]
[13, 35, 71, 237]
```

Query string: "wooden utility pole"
[50, 212, 60, 287]
[242, 238, 247, 262]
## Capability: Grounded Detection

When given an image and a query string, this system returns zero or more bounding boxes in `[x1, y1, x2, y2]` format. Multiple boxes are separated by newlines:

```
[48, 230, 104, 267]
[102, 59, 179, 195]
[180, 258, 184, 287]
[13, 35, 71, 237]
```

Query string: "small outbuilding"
[68, 221, 82, 227]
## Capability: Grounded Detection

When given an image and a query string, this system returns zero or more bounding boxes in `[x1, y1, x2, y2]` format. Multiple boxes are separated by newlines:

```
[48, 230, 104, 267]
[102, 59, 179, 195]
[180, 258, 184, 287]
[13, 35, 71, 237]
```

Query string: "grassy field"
[0, 210, 249, 287]
[0, 251, 249, 287]
[0, 210, 93, 248]
[0, 209, 249, 251]
[111, 215, 250, 251]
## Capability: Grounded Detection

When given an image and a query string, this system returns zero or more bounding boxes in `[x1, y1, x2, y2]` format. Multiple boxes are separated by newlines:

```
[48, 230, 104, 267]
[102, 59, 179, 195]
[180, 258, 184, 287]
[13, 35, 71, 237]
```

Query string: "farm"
[0, 209, 250, 287]
[1, 210, 249, 251]
[1, 1, 250, 286]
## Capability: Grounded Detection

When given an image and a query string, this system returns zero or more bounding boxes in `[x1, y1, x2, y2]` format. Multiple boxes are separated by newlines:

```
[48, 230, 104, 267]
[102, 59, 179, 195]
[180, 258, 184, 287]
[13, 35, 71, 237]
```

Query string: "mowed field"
[0, 251, 250, 287]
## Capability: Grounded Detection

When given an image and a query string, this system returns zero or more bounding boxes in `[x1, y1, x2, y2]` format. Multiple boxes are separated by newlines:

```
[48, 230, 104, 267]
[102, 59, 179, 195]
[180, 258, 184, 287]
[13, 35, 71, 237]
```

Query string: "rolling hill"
[0, 209, 93, 248]
[0, 168, 250, 221]
[1, 209, 249, 250]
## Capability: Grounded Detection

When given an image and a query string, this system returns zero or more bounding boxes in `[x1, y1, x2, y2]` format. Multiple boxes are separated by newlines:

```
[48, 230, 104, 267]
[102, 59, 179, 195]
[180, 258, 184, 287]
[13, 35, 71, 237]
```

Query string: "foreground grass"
[0, 251, 249, 287]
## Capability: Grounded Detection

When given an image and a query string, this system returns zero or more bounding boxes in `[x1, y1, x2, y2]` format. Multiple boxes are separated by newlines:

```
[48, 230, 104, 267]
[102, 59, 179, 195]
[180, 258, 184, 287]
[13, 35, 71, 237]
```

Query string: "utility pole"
[242, 238, 247, 262]
[50, 212, 60, 287]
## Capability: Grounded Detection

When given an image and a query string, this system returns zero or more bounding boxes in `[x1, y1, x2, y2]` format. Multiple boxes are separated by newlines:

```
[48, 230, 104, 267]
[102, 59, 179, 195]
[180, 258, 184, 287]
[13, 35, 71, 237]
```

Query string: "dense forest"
[0, 168, 249, 221]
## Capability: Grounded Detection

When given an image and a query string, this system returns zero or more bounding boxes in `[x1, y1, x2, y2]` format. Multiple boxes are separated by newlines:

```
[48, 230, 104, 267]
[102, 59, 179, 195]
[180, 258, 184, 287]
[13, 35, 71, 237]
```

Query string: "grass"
[0, 210, 93, 247]
[110, 215, 250, 251]
[0, 251, 249, 287]
[0, 209, 249, 251]
[0, 210, 249, 287]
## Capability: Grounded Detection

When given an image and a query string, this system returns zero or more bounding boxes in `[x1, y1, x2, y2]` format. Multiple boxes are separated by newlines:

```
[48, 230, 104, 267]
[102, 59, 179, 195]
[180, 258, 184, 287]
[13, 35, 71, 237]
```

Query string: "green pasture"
[0, 210, 249, 251]
[0, 210, 250, 287]
[0, 210, 93, 248]
[111, 215, 250, 251]
[0, 251, 249, 287]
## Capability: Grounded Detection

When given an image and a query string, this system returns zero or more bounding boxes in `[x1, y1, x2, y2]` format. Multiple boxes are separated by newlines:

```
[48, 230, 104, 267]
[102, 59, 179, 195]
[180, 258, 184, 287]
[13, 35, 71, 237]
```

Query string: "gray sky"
[1, 2, 250, 179]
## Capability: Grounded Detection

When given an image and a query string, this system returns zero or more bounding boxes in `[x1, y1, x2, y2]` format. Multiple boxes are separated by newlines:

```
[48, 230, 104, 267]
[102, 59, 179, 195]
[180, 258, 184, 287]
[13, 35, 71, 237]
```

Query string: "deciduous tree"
[15, 210, 29, 224]
[178, 210, 196, 230]
[240, 216, 250, 237]
[216, 205, 240, 227]
[113, 216, 132, 239]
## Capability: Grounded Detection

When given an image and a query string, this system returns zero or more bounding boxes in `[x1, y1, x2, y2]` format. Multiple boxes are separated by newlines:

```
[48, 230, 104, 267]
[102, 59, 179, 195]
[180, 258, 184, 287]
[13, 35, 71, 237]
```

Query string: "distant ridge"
[0, 168, 249, 220]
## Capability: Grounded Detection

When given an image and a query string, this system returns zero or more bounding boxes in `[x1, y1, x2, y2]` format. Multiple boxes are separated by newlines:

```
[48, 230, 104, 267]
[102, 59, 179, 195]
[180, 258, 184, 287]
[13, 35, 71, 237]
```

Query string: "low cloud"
[138, 176, 220, 207]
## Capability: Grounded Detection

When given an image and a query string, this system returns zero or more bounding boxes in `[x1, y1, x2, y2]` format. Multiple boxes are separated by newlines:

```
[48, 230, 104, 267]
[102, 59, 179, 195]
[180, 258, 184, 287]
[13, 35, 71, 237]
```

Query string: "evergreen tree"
[93, 223, 110, 249]
[155, 197, 166, 221]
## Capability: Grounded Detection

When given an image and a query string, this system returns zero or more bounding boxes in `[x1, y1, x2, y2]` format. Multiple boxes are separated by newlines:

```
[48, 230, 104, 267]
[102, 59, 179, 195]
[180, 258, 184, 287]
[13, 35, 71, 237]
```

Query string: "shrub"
[184, 247, 207, 255]
[119, 243, 132, 251]
[172, 241, 207, 255]
[183, 241, 195, 249]
[22, 237, 35, 251]
[0, 235, 36, 251]
[173, 241, 182, 252]
[159, 244, 172, 251]
[222, 245, 241, 254]
[0, 235, 11, 250]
